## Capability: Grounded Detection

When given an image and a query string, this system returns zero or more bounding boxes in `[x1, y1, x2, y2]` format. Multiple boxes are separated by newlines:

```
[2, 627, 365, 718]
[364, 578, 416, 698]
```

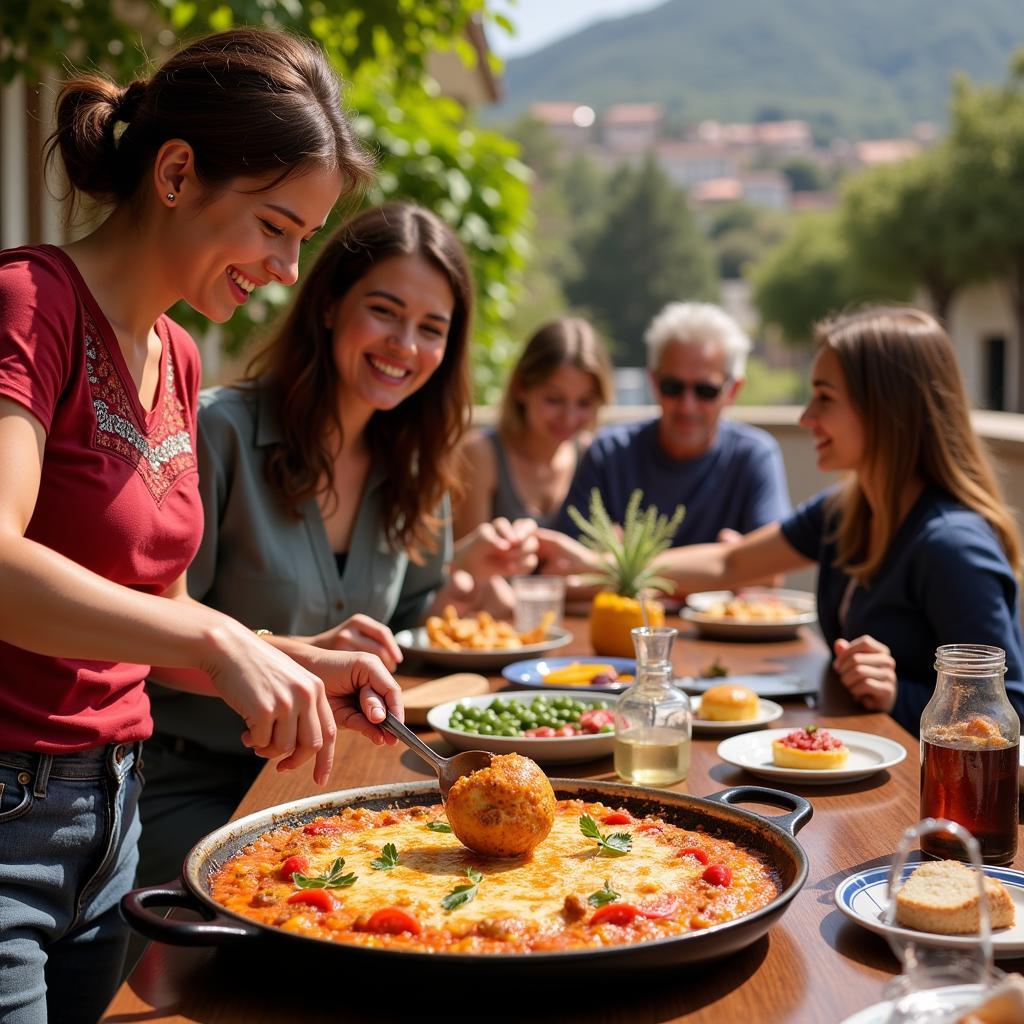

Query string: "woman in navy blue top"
[539, 307, 1024, 735]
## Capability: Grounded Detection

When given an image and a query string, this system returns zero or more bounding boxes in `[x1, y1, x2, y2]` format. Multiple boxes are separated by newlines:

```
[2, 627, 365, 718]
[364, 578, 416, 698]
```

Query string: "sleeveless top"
[484, 427, 567, 528]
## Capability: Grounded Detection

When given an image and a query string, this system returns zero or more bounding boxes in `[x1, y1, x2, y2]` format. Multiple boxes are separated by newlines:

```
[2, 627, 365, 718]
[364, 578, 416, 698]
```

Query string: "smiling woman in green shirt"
[138, 203, 520, 886]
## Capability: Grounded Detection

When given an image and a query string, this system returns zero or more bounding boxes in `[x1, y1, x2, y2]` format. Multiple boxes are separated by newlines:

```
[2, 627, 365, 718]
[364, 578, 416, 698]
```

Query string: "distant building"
[853, 138, 922, 167]
[602, 102, 663, 154]
[654, 142, 738, 189]
[693, 118, 813, 156]
[528, 102, 596, 150]
[738, 170, 790, 210]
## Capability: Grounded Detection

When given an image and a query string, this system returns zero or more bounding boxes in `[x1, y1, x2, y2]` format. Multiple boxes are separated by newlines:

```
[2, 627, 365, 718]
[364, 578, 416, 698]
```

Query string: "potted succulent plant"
[567, 488, 685, 658]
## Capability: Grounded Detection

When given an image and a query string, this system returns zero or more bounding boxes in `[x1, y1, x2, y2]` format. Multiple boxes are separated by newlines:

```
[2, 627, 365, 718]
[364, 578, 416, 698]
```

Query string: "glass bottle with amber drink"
[614, 626, 691, 785]
[920, 644, 1020, 865]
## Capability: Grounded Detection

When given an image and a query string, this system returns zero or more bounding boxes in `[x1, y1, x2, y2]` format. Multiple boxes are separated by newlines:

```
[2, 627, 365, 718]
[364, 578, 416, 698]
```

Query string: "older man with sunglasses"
[550, 302, 790, 567]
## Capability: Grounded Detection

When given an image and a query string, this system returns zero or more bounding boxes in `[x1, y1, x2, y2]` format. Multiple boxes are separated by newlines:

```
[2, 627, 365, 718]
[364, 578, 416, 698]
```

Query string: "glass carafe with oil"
[614, 626, 691, 785]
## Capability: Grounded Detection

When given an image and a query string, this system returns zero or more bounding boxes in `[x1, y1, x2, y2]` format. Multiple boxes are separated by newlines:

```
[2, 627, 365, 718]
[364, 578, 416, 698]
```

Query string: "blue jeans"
[0, 742, 143, 1024]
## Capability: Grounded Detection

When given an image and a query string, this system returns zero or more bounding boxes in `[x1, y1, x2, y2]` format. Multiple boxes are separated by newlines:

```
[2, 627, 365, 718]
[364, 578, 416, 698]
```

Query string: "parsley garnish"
[441, 867, 483, 911]
[291, 857, 357, 890]
[371, 843, 399, 871]
[427, 820, 453, 834]
[579, 814, 632, 857]
[588, 880, 621, 907]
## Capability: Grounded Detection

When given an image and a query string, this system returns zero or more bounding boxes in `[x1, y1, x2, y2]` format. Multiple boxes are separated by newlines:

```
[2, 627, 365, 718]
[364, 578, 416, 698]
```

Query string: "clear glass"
[509, 575, 565, 633]
[878, 819, 1003, 1023]
[919, 645, 1020, 865]
[614, 627, 691, 785]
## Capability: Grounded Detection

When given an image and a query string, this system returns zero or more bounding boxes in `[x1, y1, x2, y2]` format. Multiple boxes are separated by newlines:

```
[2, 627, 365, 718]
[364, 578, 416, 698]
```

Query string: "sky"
[490, 0, 665, 58]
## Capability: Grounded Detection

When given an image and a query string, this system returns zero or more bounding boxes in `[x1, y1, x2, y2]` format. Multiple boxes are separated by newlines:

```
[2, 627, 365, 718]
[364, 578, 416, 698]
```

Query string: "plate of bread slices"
[834, 859, 1024, 959]
[690, 684, 784, 733]
[716, 725, 907, 784]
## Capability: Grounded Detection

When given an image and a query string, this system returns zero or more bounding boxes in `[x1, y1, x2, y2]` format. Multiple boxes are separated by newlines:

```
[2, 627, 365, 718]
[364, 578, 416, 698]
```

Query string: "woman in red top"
[0, 29, 401, 1024]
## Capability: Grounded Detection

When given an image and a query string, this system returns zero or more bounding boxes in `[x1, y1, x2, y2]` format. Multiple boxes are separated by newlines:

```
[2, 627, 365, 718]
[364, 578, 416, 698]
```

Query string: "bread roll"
[895, 860, 1015, 935]
[699, 684, 758, 721]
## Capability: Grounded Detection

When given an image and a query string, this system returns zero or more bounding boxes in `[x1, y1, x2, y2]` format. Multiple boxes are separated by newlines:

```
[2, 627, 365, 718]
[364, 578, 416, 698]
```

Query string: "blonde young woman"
[539, 307, 1024, 735]
[454, 317, 613, 538]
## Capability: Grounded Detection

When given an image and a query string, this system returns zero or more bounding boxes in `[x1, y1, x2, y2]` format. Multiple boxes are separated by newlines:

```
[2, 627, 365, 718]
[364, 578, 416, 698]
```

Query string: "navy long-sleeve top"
[781, 485, 1024, 736]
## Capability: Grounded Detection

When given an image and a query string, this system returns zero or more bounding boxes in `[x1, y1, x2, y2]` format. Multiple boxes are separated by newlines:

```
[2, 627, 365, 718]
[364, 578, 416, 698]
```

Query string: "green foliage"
[0, 1, 499, 85]
[565, 157, 718, 365]
[944, 50, 1024, 408]
[567, 488, 684, 599]
[6, 1, 532, 401]
[751, 212, 858, 345]
[492, 0, 1024, 137]
[704, 202, 788, 281]
[840, 150, 972, 320]
[737, 355, 807, 406]
[779, 157, 829, 193]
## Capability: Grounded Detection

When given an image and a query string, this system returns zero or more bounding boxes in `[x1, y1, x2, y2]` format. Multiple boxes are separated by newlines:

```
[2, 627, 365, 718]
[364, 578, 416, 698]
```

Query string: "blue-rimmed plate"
[501, 655, 636, 691]
[834, 862, 1024, 959]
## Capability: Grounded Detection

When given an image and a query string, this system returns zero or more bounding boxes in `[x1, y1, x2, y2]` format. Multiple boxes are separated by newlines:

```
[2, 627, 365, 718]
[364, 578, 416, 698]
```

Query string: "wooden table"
[102, 618, 1024, 1023]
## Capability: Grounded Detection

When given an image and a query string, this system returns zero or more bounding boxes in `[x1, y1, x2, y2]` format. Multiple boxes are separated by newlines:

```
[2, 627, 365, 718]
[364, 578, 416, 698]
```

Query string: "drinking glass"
[510, 575, 565, 634]
[880, 819, 1002, 1023]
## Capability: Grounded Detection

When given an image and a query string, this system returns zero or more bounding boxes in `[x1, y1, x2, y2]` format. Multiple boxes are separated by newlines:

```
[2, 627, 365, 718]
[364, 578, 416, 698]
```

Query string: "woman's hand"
[832, 635, 897, 712]
[431, 569, 515, 620]
[534, 528, 601, 577]
[310, 614, 402, 672]
[453, 517, 538, 579]
[200, 622, 339, 786]
[252, 644, 404, 770]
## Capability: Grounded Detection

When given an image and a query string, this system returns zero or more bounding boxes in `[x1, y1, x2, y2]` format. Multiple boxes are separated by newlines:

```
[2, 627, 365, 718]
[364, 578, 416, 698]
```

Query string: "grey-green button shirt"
[148, 383, 450, 754]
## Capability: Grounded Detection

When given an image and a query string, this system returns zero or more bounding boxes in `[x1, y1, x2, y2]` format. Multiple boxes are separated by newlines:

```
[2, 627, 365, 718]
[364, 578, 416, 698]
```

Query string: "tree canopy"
[4, 1, 531, 401]
[565, 157, 718, 366]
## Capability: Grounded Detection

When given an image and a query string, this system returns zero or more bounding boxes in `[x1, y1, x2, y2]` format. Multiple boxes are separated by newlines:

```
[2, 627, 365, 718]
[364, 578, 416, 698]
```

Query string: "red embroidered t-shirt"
[0, 245, 203, 752]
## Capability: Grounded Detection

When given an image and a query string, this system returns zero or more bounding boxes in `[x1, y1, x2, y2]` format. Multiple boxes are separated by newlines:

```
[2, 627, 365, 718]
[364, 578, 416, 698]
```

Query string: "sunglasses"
[655, 375, 729, 401]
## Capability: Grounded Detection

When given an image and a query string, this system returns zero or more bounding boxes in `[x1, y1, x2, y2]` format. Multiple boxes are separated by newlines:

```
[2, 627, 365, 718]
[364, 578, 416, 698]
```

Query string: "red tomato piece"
[362, 908, 422, 936]
[554, 724, 576, 737]
[279, 855, 310, 880]
[525, 726, 557, 738]
[303, 821, 340, 836]
[638, 896, 682, 919]
[589, 903, 641, 927]
[286, 889, 337, 912]
[601, 811, 633, 826]
[677, 847, 709, 865]
[702, 864, 733, 887]
[579, 709, 615, 734]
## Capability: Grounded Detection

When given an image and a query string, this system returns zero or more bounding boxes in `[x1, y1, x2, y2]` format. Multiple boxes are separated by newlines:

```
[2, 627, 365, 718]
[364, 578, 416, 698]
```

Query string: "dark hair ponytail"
[46, 28, 373, 215]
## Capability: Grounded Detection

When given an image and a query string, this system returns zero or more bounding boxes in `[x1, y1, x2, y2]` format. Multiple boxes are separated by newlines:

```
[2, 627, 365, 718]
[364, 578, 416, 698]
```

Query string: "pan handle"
[703, 786, 813, 837]
[121, 878, 261, 946]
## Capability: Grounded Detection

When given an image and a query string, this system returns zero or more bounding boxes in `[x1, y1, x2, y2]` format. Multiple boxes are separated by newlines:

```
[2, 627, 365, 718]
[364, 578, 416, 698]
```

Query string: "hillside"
[493, 0, 1024, 137]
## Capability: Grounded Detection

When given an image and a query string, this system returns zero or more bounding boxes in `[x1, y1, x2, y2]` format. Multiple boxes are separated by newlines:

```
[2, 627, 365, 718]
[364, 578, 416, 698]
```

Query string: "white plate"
[691, 696, 784, 734]
[426, 690, 615, 765]
[683, 588, 817, 641]
[834, 863, 1024, 960]
[394, 626, 573, 671]
[716, 728, 907, 784]
[683, 673, 816, 698]
[840, 985, 988, 1024]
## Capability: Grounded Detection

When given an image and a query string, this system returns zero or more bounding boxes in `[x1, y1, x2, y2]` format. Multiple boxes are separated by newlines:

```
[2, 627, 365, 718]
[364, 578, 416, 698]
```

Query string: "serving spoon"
[381, 712, 493, 799]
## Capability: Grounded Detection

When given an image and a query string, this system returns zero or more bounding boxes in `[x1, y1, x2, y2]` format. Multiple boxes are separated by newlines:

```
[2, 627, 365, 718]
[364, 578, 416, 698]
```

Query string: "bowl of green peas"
[426, 691, 617, 765]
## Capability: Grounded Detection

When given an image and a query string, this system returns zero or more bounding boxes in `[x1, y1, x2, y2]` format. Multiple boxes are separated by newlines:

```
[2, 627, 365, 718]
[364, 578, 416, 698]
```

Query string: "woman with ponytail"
[0, 29, 403, 1024]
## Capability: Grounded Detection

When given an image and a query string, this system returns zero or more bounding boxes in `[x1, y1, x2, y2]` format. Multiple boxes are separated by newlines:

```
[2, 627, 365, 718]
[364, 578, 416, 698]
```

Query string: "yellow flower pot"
[589, 591, 665, 658]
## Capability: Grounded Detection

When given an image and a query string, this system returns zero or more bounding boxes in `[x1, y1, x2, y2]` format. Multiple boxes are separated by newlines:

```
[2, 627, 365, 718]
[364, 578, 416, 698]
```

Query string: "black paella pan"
[122, 779, 812, 975]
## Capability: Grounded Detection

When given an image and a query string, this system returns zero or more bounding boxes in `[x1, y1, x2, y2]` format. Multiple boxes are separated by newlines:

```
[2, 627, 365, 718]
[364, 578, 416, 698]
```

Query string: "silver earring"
[166, 192, 175, 202]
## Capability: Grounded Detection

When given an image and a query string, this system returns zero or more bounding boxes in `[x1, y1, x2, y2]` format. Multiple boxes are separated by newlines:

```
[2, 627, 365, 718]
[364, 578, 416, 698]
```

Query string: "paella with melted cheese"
[210, 798, 782, 954]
